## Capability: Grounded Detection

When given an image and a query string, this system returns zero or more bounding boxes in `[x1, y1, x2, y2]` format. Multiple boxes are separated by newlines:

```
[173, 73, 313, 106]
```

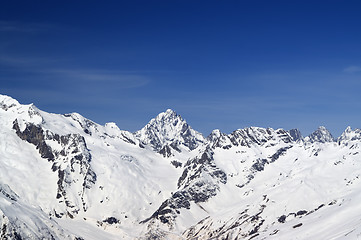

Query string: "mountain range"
[1, 93, 361, 239]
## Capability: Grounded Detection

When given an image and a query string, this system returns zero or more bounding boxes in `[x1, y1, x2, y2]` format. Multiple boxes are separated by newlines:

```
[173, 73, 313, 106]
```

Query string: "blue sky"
[1, 1, 361, 137]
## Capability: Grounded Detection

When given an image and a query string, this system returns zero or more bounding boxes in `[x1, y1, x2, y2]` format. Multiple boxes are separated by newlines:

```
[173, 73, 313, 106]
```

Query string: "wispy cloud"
[0, 56, 55, 67]
[0, 55, 150, 89]
[50, 69, 150, 88]
[0, 20, 50, 33]
[343, 66, 361, 73]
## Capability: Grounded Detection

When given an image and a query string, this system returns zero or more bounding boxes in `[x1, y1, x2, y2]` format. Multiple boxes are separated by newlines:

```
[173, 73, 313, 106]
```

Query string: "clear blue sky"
[1, 1, 361, 137]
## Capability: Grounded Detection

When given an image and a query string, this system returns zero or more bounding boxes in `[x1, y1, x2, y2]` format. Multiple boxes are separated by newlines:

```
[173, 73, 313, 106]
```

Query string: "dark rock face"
[0, 102, 16, 111]
[12, 120, 96, 217]
[270, 146, 293, 163]
[293, 223, 303, 228]
[1, 222, 24, 240]
[180, 124, 203, 151]
[170, 160, 182, 168]
[103, 217, 119, 224]
[141, 148, 227, 228]
[170, 142, 181, 152]
[252, 158, 268, 172]
[307, 126, 334, 143]
[120, 133, 136, 145]
[289, 129, 303, 142]
[158, 145, 173, 158]
[297, 210, 307, 216]
[278, 215, 286, 223]
[13, 120, 54, 160]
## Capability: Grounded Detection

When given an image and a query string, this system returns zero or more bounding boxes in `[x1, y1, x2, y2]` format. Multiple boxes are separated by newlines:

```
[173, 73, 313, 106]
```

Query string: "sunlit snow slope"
[1, 93, 361, 240]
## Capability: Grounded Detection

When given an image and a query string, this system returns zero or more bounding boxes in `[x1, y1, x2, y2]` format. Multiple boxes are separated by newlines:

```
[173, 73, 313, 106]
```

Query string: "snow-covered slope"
[1, 93, 361, 240]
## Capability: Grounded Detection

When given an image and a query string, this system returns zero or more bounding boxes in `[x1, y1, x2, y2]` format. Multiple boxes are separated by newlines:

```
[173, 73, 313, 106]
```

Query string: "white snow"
[1, 93, 361, 239]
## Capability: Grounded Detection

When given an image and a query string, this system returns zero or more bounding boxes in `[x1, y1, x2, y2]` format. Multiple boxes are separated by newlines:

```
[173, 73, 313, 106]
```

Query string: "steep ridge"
[338, 126, 361, 144]
[0, 183, 77, 239]
[181, 127, 361, 239]
[304, 126, 334, 143]
[1, 94, 361, 240]
[135, 109, 205, 156]
[0, 94, 183, 239]
[288, 128, 303, 142]
[141, 147, 227, 230]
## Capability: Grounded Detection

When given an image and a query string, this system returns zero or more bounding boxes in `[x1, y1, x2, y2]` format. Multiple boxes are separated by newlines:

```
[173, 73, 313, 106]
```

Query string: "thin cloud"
[0, 56, 55, 67]
[0, 20, 50, 33]
[0, 56, 150, 89]
[52, 69, 150, 88]
[343, 66, 361, 73]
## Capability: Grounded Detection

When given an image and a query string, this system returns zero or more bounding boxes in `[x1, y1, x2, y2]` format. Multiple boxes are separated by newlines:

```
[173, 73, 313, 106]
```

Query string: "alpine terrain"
[1, 93, 361, 240]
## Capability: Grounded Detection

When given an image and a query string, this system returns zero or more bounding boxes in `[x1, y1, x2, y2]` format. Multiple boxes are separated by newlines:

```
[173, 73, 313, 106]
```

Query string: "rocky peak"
[135, 109, 204, 152]
[288, 129, 303, 142]
[338, 126, 361, 144]
[207, 129, 223, 141]
[207, 129, 232, 149]
[0, 94, 20, 111]
[155, 109, 178, 122]
[229, 127, 293, 147]
[305, 126, 334, 143]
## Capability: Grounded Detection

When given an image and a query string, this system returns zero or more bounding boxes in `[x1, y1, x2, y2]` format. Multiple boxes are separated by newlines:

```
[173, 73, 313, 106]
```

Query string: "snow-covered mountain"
[1, 93, 361, 239]
[304, 126, 334, 143]
[134, 109, 205, 156]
